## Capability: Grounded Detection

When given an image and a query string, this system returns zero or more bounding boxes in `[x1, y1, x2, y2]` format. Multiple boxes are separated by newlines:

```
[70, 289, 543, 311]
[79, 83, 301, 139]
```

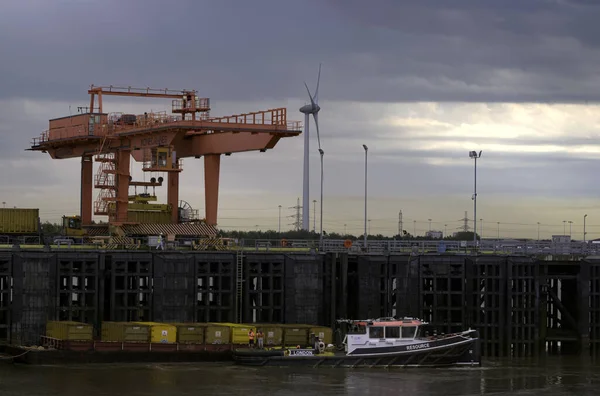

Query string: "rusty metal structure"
[29, 85, 302, 227]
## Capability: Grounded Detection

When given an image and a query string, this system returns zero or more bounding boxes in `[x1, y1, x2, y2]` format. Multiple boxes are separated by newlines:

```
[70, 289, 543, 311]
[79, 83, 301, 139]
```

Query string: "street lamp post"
[469, 150, 482, 249]
[444, 224, 447, 237]
[278, 205, 282, 234]
[584, 214, 588, 243]
[568, 220, 573, 238]
[319, 149, 324, 247]
[363, 144, 368, 249]
[312, 200, 317, 233]
[563, 220, 566, 235]
[497, 222, 500, 239]
[428, 219, 432, 232]
[368, 219, 371, 236]
[413, 220, 416, 237]
[537, 222, 540, 242]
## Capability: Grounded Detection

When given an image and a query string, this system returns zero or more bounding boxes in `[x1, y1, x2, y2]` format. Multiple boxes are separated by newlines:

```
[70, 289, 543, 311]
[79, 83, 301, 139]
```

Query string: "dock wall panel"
[419, 256, 466, 334]
[246, 254, 285, 323]
[55, 252, 100, 327]
[106, 252, 153, 322]
[153, 253, 195, 323]
[466, 256, 507, 358]
[356, 256, 386, 319]
[389, 255, 420, 319]
[284, 254, 323, 325]
[11, 251, 57, 345]
[589, 260, 600, 357]
[195, 253, 235, 323]
[0, 252, 11, 343]
[507, 256, 539, 358]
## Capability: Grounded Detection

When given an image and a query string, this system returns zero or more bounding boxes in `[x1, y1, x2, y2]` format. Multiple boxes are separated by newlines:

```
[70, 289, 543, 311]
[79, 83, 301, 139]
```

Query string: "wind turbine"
[299, 64, 322, 232]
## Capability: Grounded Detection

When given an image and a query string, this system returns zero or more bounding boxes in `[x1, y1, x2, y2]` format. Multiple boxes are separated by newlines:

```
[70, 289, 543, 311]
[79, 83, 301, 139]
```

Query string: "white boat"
[233, 317, 481, 368]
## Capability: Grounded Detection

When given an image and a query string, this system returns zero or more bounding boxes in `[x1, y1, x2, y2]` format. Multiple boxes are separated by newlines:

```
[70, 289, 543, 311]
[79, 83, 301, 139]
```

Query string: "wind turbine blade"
[304, 82, 315, 107]
[314, 63, 321, 104]
[313, 112, 321, 151]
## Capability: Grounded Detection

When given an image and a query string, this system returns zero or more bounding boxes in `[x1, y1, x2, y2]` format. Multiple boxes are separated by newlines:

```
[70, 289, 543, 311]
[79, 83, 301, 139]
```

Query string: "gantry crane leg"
[168, 172, 179, 223]
[80, 156, 94, 225]
[115, 150, 131, 224]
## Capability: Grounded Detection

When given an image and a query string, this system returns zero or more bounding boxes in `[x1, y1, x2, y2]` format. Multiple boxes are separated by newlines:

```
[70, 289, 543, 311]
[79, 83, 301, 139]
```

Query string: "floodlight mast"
[470, 150, 482, 251]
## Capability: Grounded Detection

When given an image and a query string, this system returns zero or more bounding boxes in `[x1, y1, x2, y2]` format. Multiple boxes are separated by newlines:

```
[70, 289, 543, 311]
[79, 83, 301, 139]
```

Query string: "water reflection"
[0, 358, 599, 395]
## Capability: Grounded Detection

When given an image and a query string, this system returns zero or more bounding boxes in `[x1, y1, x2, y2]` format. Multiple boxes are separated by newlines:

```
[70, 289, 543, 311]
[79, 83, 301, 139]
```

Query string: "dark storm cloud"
[1, 0, 600, 103]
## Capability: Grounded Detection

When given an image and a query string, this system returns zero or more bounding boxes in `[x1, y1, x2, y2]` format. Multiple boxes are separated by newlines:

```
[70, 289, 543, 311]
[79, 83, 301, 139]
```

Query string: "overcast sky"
[2, 0, 600, 239]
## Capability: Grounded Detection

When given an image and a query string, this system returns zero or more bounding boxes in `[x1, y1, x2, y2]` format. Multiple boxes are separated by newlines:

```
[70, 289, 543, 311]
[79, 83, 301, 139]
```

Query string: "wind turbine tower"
[299, 65, 322, 231]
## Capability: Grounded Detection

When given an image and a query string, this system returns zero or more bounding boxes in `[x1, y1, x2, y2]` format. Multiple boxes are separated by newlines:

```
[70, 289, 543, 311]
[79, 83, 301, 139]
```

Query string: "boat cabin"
[343, 317, 435, 354]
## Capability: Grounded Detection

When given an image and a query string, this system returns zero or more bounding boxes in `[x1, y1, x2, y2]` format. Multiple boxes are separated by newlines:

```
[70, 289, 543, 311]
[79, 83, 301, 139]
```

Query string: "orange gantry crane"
[29, 85, 302, 227]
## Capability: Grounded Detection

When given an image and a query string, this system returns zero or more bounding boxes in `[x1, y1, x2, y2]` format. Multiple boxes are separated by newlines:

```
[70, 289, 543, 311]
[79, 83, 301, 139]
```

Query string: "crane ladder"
[235, 250, 244, 323]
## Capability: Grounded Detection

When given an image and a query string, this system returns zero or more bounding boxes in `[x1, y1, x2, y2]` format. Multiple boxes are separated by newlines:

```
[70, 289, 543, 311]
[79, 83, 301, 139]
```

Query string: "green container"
[173, 323, 205, 344]
[0, 208, 39, 234]
[46, 321, 93, 341]
[101, 322, 150, 342]
[211, 323, 256, 344]
[282, 325, 309, 347]
[203, 324, 231, 344]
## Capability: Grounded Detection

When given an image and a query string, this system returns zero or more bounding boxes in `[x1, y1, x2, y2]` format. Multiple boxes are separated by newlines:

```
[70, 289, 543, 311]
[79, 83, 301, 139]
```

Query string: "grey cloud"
[2, 0, 600, 103]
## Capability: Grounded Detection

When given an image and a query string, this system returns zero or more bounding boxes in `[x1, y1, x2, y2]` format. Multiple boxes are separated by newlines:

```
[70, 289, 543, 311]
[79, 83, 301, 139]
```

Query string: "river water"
[0, 358, 598, 395]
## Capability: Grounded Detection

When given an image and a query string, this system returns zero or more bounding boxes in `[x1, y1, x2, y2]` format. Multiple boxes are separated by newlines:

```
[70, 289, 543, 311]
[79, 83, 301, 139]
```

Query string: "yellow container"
[46, 321, 93, 341]
[101, 322, 150, 342]
[128, 210, 171, 224]
[0, 208, 39, 234]
[254, 324, 283, 346]
[281, 325, 309, 346]
[133, 322, 177, 344]
[310, 326, 333, 345]
[172, 323, 205, 344]
[203, 324, 231, 344]
[211, 322, 256, 345]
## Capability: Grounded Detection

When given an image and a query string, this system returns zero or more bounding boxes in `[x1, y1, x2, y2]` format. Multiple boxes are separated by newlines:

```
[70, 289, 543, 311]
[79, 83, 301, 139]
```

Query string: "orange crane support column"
[168, 172, 179, 223]
[204, 154, 221, 226]
[80, 156, 93, 225]
[115, 150, 131, 224]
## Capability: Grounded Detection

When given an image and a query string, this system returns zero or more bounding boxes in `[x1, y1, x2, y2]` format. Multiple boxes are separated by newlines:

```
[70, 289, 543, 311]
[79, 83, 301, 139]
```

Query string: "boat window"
[369, 326, 384, 339]
[384, 326, 400, 339]
[348, 324, 366, 334]
[402, 326, 417, 338]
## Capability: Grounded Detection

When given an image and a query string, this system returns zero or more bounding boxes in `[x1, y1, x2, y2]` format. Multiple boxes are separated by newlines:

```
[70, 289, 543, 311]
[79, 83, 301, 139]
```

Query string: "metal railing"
[4, 237, 599, 256]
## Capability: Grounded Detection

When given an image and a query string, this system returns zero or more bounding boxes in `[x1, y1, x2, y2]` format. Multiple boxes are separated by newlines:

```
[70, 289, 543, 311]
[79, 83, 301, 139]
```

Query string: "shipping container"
[132, 322, 177, 344]
[203, 324, 231, 345]
[0, 208, 39, 234]
[46, 321, 93, 341]
[172, 323, 205, 344]
[101, 322, 150, 342]
[128, 210, 171, 224]
[254, 324, 283, 346]
[281, 325, 309, 347]
[211, 323, 255, 345]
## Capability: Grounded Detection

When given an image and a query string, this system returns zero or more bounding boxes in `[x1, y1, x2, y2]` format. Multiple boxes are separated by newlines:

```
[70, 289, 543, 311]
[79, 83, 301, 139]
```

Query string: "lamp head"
[363, 144, 368, 151]
[318, 148, 324, 155]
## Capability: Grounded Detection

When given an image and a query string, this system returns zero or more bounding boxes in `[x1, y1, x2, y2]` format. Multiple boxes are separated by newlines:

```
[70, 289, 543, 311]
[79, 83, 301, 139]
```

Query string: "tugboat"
[233, 317, 480, 368]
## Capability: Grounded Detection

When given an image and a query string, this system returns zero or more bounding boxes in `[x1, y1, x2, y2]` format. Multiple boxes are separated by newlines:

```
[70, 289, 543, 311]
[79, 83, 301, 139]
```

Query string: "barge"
[0, 340, 233, 365]
[233, 317, 481, 368]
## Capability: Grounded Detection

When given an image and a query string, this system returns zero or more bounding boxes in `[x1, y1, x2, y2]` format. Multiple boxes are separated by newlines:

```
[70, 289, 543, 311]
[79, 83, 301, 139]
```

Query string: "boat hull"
[233, 334, 481, 368]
